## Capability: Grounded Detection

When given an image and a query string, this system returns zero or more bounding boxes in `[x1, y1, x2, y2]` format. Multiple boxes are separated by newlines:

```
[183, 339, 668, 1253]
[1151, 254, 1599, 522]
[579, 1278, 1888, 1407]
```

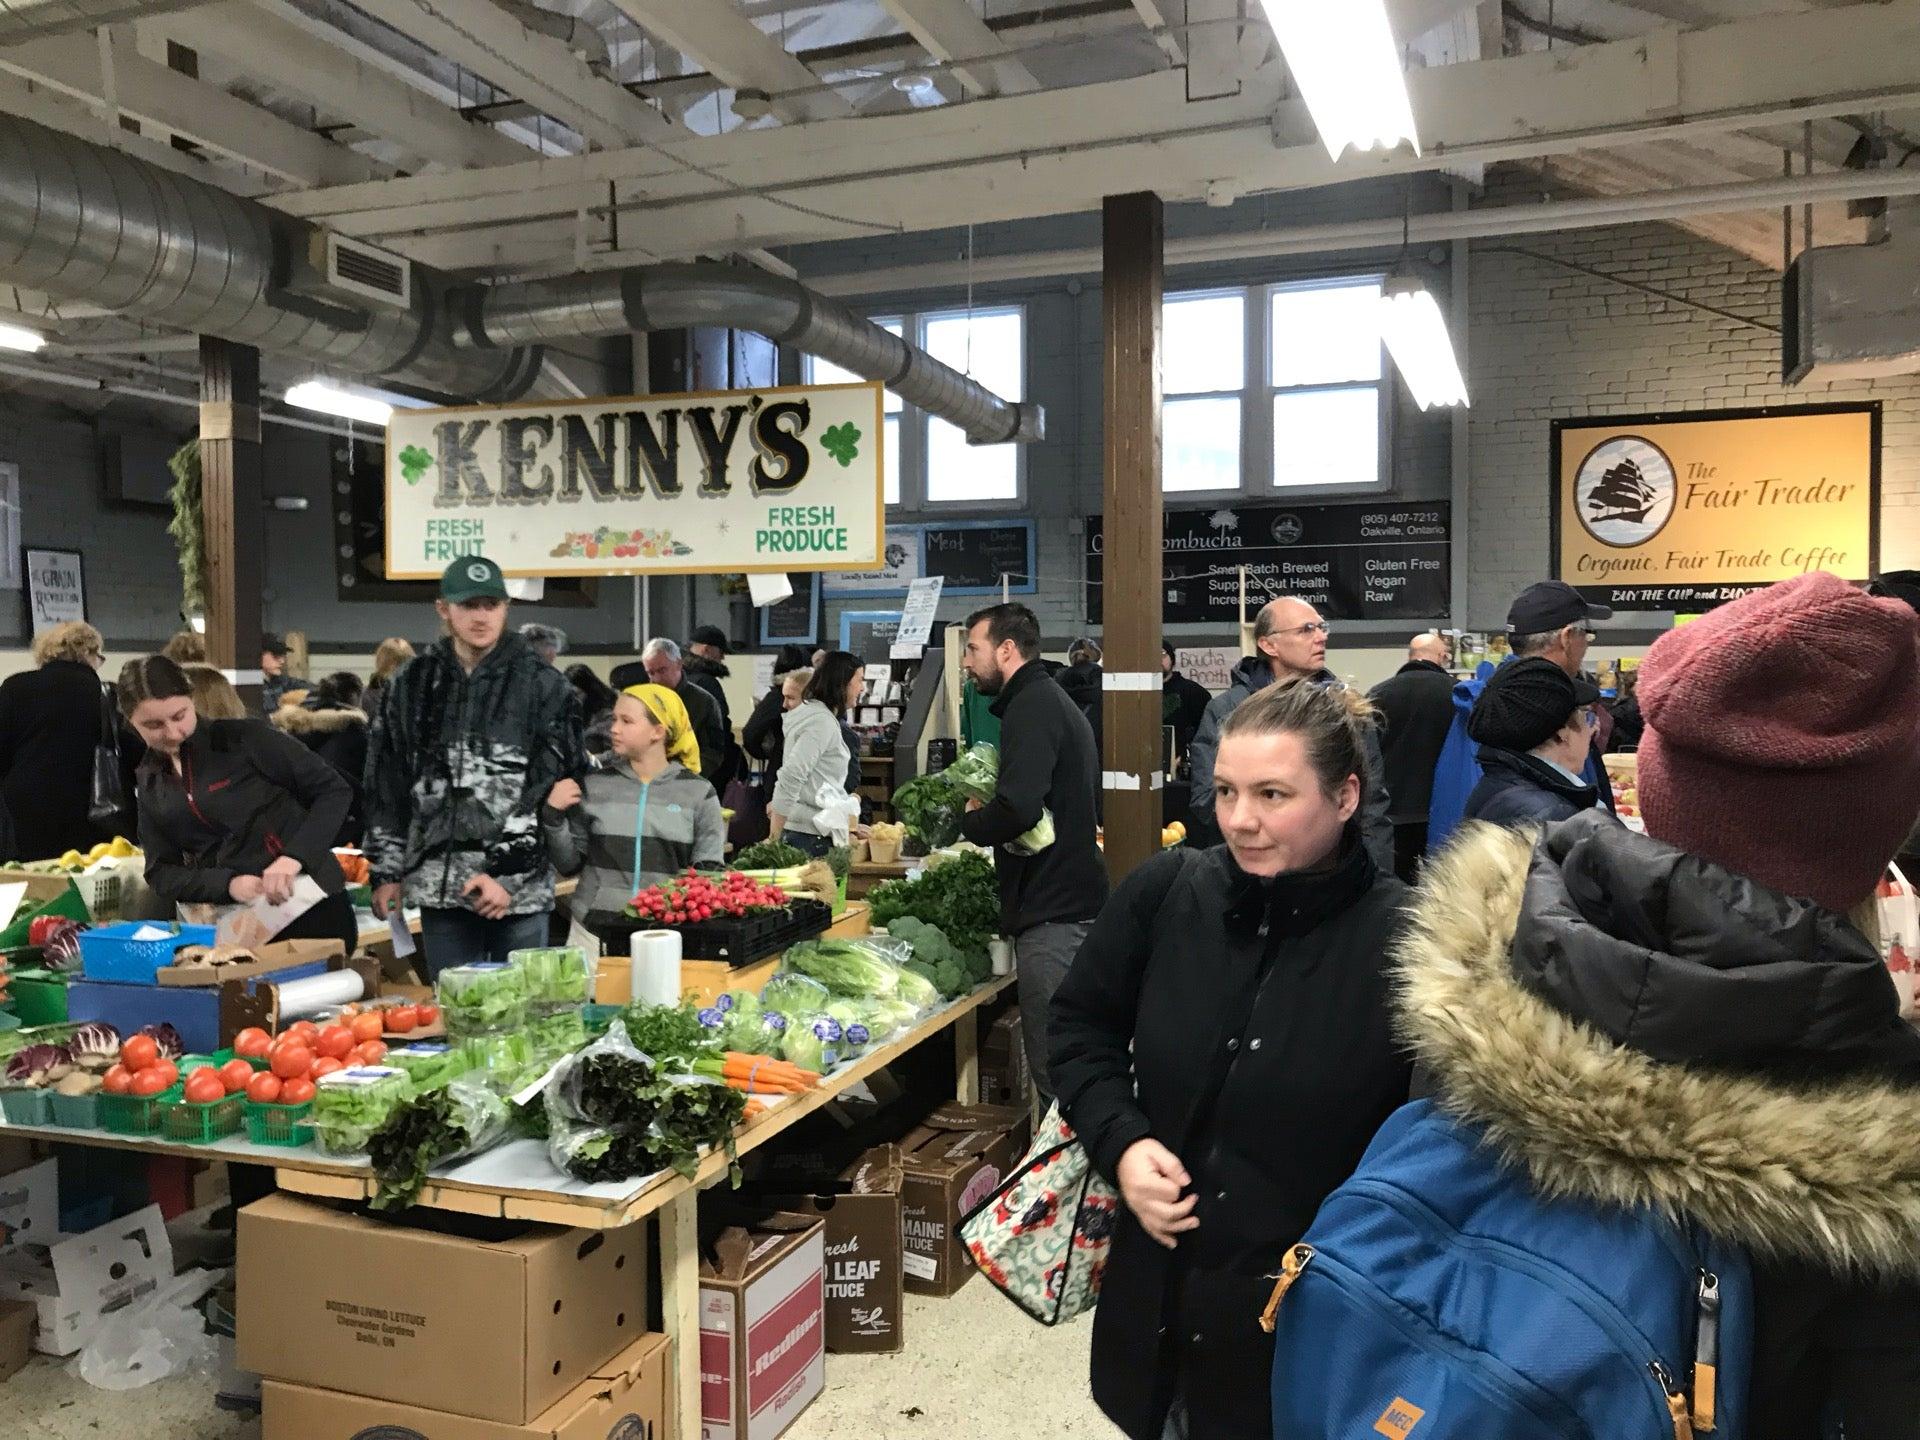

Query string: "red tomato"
[232, 1027, 272, 1060]
[101, 1064, 132, 1096]
[120, 1034, 159, 1072]
[245, 1072, 282, 1104]
[279, 1077, 316, 1105]
[270, 1044, 313, 1081]
[218, 1059, 255, 1094]
[310, 1057, 345, 1080]
[383, 1006, 418, 1034]
[130, 1068, 172, 1097]
[148, 1059, 179, 1090]
[183, 1070, 225, 1104]
[352, 1040, 387, 1065]
[315, 1025, 355, 1061]
[413, 1003, 440, 1027]
[283, 1020, 320, 1046]
[349, 1013, 385, 1044]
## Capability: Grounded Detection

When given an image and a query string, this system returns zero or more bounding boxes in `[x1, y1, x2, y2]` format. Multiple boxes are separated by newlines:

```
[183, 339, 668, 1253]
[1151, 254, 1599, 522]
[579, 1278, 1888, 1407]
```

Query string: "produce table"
[847, 859, 911, 899]
[0, 971, 1014, 1440]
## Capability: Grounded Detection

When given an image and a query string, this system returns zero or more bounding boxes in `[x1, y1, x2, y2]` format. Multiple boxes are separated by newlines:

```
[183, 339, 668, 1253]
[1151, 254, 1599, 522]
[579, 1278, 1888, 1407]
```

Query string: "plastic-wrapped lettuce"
[528, 1007, 589, 1059]
[762, 970, 831, 1016]
[943, 743, 1055, 854]
[782, 1013, 842, 1074]
[822, 1000, 876, 1057]
[436, 961, 529, 1038]
[385, 1042, 469, 1092]
[719, 1007, 788, 1058]
[368, 1080, 511, 1210]
[546, 1114, 655, 1184]
[312, 1066, 414, 1156]
[509, 946, 593, 1008]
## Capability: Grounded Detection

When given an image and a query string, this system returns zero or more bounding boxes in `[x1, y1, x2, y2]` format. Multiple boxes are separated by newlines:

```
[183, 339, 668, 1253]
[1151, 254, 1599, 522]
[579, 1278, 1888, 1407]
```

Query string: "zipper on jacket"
[1296, 1245, 1591, 1440]
[1652, 1360, 1692, 1440]
[630, 777, 650, 900]
[1259, 1243, 1312, 1332]
[439, 669, 469, 909]
[1690, 1270, 1720, 1432]
[180, 753, 214, 832]
[1347, 1179, 1682, 1436]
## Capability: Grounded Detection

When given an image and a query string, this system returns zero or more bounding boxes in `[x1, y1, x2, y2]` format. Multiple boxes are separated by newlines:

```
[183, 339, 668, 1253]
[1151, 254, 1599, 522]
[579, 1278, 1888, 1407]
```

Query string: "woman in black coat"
[120, 655, 357, 953]
[1049, 678, 1413, 1440]
[0, 621, 116, 862]
[740, 645, 813, 788]
[270, 672, 371, 847]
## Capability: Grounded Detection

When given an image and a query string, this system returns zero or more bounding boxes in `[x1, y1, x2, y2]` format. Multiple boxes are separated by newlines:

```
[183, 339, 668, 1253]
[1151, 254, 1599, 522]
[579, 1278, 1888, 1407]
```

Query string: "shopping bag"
[88, 685, 133, 834]
[960, 1103, 1118, 1325]
[1879, 862, 1919, 1021]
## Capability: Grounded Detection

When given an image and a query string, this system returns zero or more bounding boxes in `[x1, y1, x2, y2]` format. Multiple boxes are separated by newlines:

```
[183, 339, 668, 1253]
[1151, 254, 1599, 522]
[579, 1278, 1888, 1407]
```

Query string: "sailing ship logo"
[1573, 435, 1676, 547]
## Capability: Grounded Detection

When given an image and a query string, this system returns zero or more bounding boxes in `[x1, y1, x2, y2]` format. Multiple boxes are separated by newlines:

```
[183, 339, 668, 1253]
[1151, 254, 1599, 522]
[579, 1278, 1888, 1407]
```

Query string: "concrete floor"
[6, 1272, 1115, 1440]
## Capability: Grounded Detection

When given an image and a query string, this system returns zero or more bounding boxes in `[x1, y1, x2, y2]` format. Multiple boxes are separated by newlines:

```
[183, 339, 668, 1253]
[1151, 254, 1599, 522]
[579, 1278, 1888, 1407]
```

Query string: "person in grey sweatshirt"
[771, 651, 865, 858]
[542, 683, 725, 934]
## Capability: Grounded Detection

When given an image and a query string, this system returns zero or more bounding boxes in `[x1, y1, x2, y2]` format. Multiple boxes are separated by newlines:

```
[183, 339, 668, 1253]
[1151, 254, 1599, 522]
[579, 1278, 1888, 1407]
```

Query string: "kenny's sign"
[384, 382, 885, 578]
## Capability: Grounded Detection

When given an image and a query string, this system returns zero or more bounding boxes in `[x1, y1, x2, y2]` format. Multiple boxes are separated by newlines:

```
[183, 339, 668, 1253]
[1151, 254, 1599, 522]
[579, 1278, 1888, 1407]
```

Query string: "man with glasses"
[1427, 581, 1618, 853]
[1186, 595, 1394, 868]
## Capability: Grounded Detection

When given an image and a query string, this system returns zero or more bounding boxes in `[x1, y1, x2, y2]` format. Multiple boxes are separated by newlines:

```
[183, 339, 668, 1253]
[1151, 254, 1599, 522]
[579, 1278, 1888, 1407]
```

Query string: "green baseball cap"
[440, 555, 508, 603]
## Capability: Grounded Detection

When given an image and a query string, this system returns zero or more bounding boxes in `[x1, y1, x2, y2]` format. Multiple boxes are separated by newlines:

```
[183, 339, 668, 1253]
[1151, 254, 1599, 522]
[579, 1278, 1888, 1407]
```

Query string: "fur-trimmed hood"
[1397, 813, 1920, 1279]
[271, 703, 368, 737]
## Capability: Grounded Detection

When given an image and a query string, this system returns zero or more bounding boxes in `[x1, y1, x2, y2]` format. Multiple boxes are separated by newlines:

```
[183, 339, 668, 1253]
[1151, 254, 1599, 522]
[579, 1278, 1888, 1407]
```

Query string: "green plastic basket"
[243, 1099, 314, 1148]
[0, 1087, 50, 1125]
[48, 1090, 98, 1129]
[158, 1090, 244, 1143]
[582, 1003, 622, 1038]
[98, 1086, 179, 1135]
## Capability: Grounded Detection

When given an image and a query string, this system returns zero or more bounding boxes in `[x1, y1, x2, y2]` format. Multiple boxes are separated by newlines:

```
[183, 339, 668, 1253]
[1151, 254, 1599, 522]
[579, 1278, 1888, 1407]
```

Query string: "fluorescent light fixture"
[0, 322, 47, 353]
[1378, 276, 1468, 409]
[284, 378, 430, 426]
[1259, 0, 1419, 160]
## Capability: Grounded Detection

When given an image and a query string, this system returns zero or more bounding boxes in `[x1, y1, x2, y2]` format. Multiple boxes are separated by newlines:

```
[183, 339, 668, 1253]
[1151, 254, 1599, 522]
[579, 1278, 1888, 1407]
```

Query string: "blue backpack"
[1266, 1101, 1752, 1440]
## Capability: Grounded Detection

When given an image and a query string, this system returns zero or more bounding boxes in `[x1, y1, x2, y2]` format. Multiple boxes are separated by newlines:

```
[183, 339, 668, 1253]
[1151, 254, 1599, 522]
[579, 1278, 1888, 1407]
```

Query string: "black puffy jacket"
[1397, 813, 1920, 1440]
[1050, 838, 1412, 1440]
[1462, 744, 1601, 828]
[136, 716, 351, 905]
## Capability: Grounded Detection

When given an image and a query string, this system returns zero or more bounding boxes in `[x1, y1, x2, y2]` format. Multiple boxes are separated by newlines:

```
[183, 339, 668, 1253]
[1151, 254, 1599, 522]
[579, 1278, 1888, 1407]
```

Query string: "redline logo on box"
[746, 1276, 823, 1420]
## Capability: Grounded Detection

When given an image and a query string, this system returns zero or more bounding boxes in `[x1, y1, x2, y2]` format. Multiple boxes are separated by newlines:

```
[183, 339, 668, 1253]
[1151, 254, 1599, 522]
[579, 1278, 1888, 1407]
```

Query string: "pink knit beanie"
[1637, 571, 1920, 913]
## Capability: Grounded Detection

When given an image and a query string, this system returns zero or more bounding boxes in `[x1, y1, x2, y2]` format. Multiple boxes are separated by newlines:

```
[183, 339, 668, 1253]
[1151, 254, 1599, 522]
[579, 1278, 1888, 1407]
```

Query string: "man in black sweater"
[1367, 632, 1457, 882]
[959, 603, 1108, 1106]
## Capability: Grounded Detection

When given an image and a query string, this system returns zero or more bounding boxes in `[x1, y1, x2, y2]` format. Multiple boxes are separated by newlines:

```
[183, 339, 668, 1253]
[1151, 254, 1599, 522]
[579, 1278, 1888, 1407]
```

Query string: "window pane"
[926, 422, 1017, 503]
[807, 320, 903, 412]
[1270, 281, 1382, 386]
[1272, 387, 1380, 490]
[1163, 397, 1241, 493]
[923, 308, 1022, 398]
[1165, 293, 1245, 396]
[884, 414, 900, 506]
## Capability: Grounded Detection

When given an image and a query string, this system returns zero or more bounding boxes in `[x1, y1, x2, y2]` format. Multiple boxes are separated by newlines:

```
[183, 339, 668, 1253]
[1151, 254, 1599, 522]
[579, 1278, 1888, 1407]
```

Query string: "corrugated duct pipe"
[0, 112, 1041, 443]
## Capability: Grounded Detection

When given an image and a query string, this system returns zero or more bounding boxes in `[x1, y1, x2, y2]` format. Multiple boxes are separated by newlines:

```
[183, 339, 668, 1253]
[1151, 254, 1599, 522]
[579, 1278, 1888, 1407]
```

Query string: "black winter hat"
[1468, 657, 1600, 753]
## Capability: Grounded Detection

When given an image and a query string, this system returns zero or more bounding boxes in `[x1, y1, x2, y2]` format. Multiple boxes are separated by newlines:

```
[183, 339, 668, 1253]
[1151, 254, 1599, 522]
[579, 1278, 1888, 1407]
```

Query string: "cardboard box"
[699, 1213, 825, 1440]
[262, 1331, 670, 1440]
[979, 1007, 1031, 1110]
[237, 1195, 649, 1424]
[219, 953, 383, 1043]
[0, 1204, 174, 1355]
[897, 1103, 1030, 1296]
[157, 936, 343, 987]
[0, 1297, 33, 1382]
[0, 1159, 58, 1254]
[758, 1147, 904, 1355]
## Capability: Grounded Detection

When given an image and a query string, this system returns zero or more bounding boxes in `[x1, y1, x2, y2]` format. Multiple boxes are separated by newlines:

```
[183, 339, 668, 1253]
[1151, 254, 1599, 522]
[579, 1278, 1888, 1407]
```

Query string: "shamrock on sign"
[821, 422, 861, 467]
[398, 445, 434, 485]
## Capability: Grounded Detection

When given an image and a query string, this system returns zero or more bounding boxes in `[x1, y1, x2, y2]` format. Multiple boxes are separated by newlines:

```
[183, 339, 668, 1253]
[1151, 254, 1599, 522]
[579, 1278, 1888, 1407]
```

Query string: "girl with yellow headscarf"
[542, 682, 724, 934]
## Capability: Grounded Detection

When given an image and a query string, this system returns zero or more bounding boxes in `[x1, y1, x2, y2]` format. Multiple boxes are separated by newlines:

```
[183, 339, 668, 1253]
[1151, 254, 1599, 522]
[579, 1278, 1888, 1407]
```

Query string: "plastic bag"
[541, 1018, 659, 1130]
[762, 970, 832, 1016]
[73, 1265, 223, 1391]
[545, 1113, 655, 1184]
[781, 1012, 842, 1074]
[942, 743, 1055, 854]
[810, 783, 863, 847]
[368, 1080, 513, 1210]
[720, 1007, 788, 1058]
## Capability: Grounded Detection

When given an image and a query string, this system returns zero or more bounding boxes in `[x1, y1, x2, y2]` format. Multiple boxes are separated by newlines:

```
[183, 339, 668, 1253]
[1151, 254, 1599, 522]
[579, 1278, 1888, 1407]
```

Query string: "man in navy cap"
[1427, 581, 1616, 852]
[363, 556, 583, 976]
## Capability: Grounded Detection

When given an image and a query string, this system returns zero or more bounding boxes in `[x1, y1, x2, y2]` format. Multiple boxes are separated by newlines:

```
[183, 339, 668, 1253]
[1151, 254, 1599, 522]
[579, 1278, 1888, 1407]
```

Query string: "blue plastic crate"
[78, 922, 216, 984]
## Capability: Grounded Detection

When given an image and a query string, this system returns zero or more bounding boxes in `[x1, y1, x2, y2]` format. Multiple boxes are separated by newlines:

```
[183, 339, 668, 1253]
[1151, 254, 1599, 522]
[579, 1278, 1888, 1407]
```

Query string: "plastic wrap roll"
[629, 929, 682, 1008]
[274, 970, 366, 1019]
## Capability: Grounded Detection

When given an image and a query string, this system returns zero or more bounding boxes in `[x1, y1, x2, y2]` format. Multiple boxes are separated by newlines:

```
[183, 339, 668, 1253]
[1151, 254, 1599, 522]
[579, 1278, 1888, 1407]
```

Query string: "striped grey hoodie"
[541, 760, 725, 928]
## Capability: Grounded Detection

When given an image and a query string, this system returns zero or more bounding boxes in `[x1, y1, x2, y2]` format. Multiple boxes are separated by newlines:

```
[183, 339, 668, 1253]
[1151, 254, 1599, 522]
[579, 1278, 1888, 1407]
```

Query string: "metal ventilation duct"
[0, 112, 1040, 444]
[0, 1, 211, 41]
[1784, 207, 1920, 383]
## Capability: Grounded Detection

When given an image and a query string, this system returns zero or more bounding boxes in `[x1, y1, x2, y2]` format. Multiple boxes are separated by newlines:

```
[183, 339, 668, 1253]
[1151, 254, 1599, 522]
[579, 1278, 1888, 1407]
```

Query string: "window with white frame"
[1158, 274, 1387, 496]
[804, 305, 1025, 509]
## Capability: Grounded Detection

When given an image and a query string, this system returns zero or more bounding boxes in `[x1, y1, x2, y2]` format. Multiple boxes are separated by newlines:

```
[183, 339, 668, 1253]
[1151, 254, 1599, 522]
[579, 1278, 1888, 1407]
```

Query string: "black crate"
[592, 898, 833, 968]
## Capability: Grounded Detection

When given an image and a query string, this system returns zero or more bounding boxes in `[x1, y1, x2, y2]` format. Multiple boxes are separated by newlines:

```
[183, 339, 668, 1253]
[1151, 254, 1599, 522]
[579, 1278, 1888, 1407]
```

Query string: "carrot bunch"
[694, 1051, 821, 1095]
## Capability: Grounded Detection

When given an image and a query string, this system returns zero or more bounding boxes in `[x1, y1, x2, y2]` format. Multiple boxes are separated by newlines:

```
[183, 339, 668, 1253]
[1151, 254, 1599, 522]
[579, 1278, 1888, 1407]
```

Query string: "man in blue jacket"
[1427, 581, 1615, 853]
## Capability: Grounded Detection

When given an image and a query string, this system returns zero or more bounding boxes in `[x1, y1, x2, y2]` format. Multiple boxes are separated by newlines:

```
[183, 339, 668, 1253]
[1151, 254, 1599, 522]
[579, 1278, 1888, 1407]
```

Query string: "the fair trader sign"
[1551, 403, 1879, 610]
[383, 382, 884, 578]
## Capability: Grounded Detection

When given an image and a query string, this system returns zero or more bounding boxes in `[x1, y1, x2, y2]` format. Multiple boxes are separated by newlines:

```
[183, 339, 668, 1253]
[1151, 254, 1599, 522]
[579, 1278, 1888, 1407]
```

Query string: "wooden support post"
[198, 337, 264, 711]
[661, 1189, 701, 1440]
[954, 1008, 980, 1104]
[1100, 191, 1165, 882]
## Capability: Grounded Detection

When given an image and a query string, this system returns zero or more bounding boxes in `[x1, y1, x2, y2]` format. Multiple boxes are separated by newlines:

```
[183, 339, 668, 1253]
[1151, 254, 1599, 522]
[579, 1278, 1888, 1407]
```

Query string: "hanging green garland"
[166, 438, 207, 620]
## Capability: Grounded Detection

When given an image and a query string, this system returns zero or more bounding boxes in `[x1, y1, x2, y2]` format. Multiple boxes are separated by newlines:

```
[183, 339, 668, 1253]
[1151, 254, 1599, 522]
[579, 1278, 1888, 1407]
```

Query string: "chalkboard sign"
[840, 609, 903, 662]
[921, 520, 1036, 595]
[758, 571, 820, 645]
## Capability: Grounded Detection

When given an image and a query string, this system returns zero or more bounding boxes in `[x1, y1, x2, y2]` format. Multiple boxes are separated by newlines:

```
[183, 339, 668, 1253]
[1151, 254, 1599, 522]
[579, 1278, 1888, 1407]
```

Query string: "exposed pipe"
[0, 0, 212, 40]
[467, 266, 1044, 444]
[491, 0, 611, 74]
[0, 112, 1040, 442]
[803, 166, 1920, 295]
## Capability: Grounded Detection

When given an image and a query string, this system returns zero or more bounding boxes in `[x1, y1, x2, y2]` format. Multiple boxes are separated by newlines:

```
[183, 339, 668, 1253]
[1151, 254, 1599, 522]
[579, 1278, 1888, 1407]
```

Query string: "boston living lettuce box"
[384, 383, 885, 580]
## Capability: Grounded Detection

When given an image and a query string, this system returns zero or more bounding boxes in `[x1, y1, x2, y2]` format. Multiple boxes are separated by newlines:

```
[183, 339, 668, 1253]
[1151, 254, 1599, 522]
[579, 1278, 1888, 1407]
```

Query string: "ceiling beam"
[0, 30, 387, 185]
[876, 0, 1039, 97]
[270, 0, 1920, 269]
[150, 2, 533, 170]
[1130, 0, 1186, 62]
[604, 0, 855, 123]
[343, 0, 675, 148]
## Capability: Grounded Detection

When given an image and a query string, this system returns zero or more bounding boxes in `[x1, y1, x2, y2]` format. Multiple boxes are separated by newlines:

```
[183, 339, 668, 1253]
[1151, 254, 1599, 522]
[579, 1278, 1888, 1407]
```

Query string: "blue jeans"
[782, 829, 832, 858]
[418, 907, 550, 980]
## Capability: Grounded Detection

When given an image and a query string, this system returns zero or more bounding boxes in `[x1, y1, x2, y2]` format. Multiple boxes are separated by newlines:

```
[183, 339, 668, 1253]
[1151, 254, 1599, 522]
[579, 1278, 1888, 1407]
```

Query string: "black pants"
[783, 829, 832, 858]
[1392, 822, 1429, 886]
[275, 890, 359, 954]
